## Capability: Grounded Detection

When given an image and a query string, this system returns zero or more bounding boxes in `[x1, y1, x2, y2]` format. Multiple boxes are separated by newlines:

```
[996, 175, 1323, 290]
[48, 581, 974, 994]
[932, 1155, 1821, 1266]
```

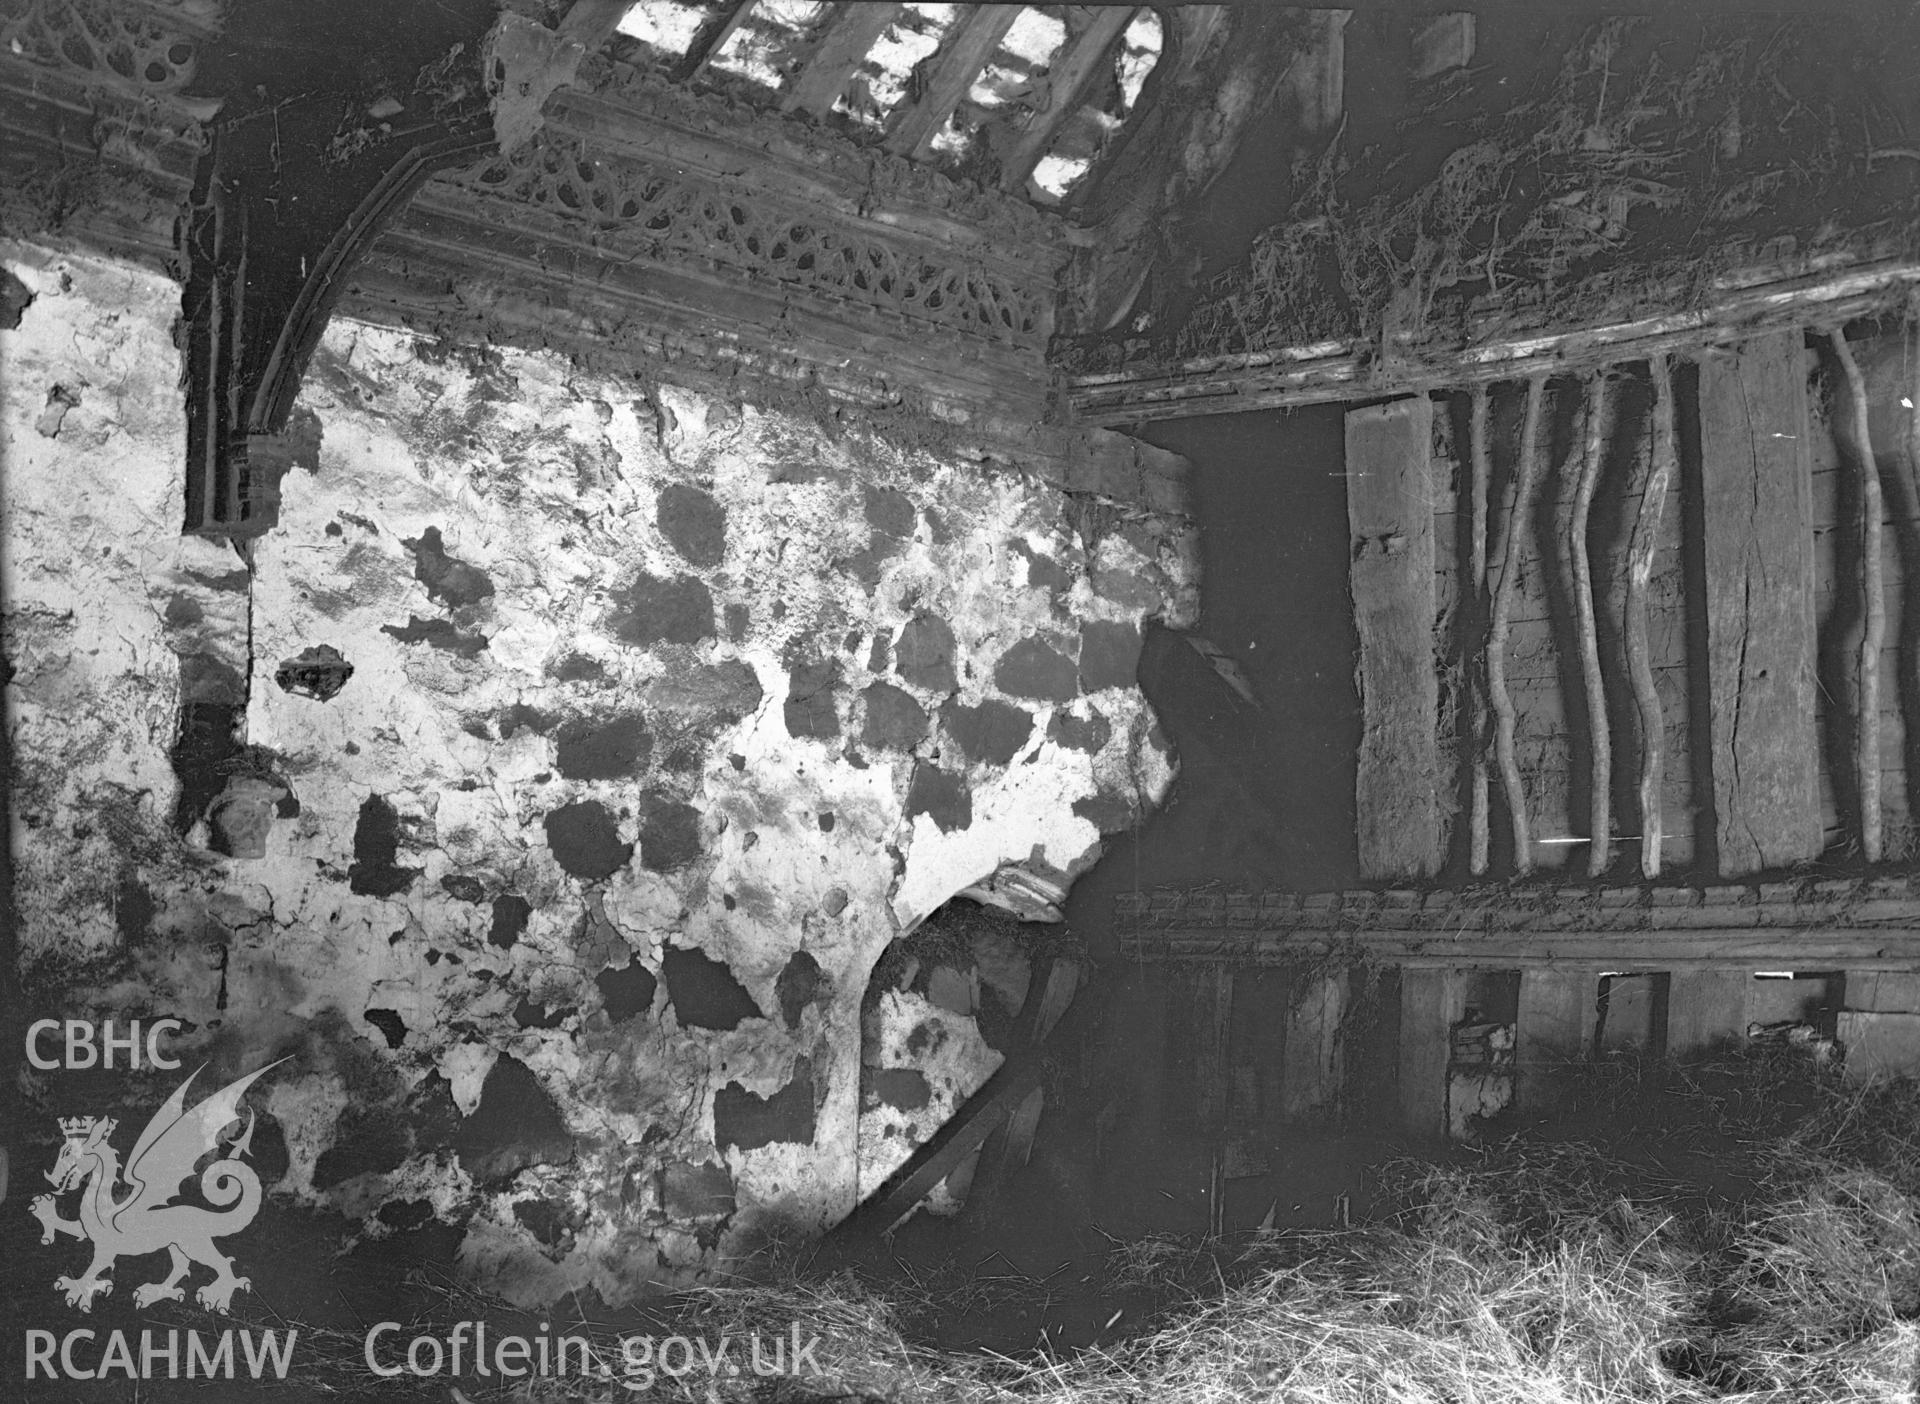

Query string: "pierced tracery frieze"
[0, 0, 211, 97]
[459, 133, 1051, 351]
[566, 54, 1067, 255]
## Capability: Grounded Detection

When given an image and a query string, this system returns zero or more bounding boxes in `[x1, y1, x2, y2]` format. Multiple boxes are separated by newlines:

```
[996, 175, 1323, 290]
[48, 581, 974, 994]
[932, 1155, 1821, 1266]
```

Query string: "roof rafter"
[783, 1, 904, 116]
[670, 0, 759, 82]
[883, 3, 1020, 158]
[997, 4, 1138, 193]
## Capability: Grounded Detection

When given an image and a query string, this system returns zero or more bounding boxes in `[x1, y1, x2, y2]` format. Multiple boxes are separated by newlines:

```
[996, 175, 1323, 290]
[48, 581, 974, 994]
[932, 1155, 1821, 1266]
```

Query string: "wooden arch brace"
[180, 0, 628, 536]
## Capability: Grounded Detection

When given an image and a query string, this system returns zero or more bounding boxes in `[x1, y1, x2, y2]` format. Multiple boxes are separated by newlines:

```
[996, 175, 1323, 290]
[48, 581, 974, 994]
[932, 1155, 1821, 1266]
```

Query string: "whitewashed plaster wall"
[1, 236, 1196, 1304]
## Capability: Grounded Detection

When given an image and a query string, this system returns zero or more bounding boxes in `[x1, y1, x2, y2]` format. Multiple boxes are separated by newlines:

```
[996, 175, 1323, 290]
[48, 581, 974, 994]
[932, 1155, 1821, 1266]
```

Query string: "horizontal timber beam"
[1120, 928, 1920, 971]
[1067, 258, 1920, 426]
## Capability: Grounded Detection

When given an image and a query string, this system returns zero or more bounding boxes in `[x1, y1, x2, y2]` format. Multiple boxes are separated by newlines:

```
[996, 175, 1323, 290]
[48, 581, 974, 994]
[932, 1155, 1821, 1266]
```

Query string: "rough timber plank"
[1346, 396, 1442, 880]
[1067, 262, 1920, 426]
[1666, 970, 1752, 1056]
[1516, 966, 1598, 1111]
[1399, 968, 1467, 1138]
[1838, 1011, 1920, 1081]
[1696, 332, 1822, 875]
[1847, 972, 1920, 1011]
[1193, 965, 1235, 1132]
[1123, 927, 1920, 970]
[1282, 970, 1349, 1120]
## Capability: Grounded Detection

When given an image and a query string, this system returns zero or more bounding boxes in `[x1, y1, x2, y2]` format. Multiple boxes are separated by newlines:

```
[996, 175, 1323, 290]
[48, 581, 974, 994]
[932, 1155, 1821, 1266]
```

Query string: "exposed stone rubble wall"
[1, 236, 1196, 1303]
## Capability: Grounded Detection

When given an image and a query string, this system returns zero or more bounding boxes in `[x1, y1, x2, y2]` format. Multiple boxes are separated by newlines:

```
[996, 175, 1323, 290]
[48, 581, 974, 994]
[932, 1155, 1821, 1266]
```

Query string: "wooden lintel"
[1697, 332, 1821, 875]
[1067, 259, 1920, 427]
[883, 4, 1020, 157]
[1345, 396, 1442, 880]
[783, 2, 903, 116]
[997, 5, 1137, 192]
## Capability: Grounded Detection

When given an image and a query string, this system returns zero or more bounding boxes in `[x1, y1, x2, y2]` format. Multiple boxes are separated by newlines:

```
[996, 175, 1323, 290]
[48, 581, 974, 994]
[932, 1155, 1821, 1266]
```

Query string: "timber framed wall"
[1109, 306, 1920, 1137]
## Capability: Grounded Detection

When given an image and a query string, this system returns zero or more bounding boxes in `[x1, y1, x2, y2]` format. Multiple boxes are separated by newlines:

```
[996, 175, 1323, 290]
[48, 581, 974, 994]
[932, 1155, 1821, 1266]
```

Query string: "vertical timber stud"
[1515, 965, 1598, 1114]
[1627, 356, 1679, 877]
[1467, 384, 1493, 875]
[1398, 968, 1466, 1138]
[1491, 377, 1549, 875]
[1569, 371, 1614, 876]
[1666, 970, 1752, 1058]
[1830, 325, 1885, 863]
[1346, 396, 1442, 880]
[1698, 332, 1821, 874]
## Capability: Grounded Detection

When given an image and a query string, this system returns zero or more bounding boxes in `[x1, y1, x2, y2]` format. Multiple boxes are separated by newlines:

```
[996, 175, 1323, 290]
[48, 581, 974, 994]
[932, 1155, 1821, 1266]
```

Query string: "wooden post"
[1398, 968, 1466, 1138]
[1282, 969, 1349, 1121]
[1667, 970, 1751, 1057]
[1515, 966, 1597, 1113]
[1347, 395, 1442, 880]
[1697, 332, 1821, 874]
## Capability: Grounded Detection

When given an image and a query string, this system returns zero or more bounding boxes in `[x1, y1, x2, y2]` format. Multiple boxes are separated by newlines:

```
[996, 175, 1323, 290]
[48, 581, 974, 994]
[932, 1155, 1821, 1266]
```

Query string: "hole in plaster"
[662, 944, 763, 1030]
[597, 959, 660, 1022]
[274, 643, 355, 701]
[363, 1008, 407, 1048]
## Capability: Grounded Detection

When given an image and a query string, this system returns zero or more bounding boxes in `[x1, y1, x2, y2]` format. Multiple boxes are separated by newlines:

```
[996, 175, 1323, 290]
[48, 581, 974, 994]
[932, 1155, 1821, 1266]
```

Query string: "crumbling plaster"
[2, 236, 1196, 1302]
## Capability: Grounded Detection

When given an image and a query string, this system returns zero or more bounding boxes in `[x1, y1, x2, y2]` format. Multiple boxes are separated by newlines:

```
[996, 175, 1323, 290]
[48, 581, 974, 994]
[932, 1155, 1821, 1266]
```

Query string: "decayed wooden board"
[1282, 970, 1349, 1120]
[1347, 396, 1442, 879]
[1399, 969, 1467, 1137]
[1847, 971, 1920, 1011]
[1516, 966, 1598, 1110]
[1697, 333, 1821, 874]
[1839, 1011, 1920, 1081]
[1667, 969, 1752, 1056]
[1193, 965, 1235, 1132]
[1130, 963, 1170, 1143]
[1124, 927, 1920, 970]
[1067, 260, 1920, 426]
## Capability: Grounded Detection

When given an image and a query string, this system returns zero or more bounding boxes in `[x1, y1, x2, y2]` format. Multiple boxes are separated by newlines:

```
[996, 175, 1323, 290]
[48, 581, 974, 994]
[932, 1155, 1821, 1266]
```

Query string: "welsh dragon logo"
[30, 1061, 283, 1313]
